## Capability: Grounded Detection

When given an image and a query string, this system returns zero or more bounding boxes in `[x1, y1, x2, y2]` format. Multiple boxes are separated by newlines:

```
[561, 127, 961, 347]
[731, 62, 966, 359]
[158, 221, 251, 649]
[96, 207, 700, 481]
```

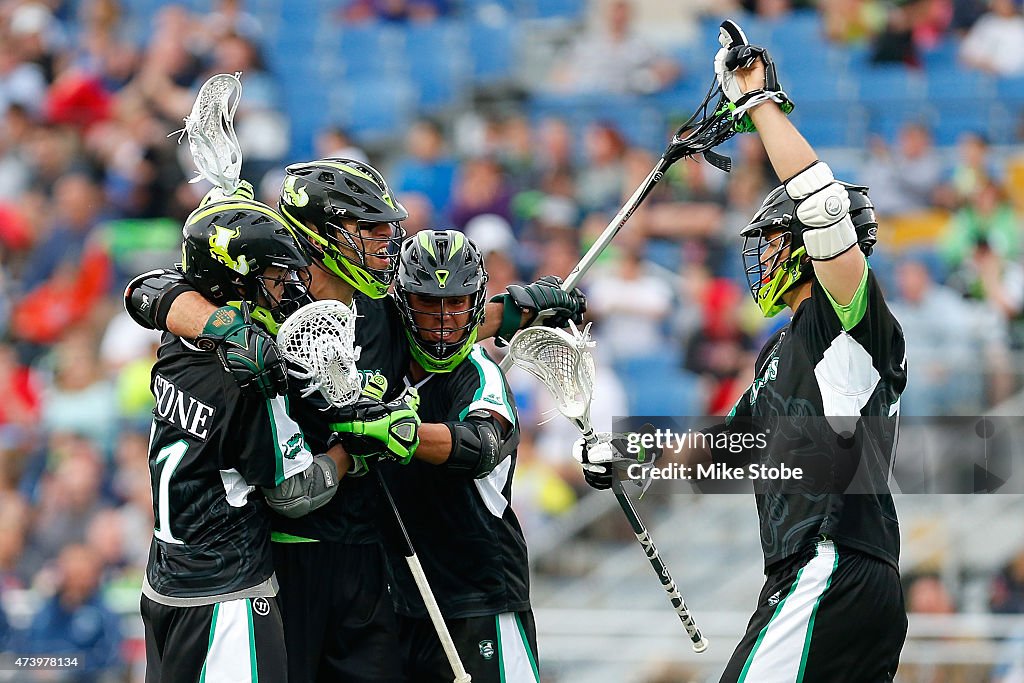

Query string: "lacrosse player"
[139, 200, 351, 683]
[125, 159, 583, 683]
[576, 39, 908, 682]
[373, 229, 536, 683]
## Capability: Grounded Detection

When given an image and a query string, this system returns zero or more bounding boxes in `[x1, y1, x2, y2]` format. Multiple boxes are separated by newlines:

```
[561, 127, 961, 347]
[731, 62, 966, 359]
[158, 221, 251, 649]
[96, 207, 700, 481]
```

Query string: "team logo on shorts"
[253, 598, 271, 616]
[478, 640, 495, 660]
[767, 590, 782, 607]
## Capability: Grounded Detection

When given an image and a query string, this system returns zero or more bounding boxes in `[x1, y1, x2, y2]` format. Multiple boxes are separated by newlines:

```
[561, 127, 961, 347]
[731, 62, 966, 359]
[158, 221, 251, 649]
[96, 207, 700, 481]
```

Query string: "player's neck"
[783, 280, 813, 311]
[309, 272, 355, 305]
[409, 360, 429, 383]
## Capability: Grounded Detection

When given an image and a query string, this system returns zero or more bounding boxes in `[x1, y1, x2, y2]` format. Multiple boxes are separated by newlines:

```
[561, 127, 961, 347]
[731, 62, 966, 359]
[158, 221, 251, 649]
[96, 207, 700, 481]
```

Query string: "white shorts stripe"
[739, 541, 839, 683]
[200, 599, 256, 683]
[496, 613, 539, 683]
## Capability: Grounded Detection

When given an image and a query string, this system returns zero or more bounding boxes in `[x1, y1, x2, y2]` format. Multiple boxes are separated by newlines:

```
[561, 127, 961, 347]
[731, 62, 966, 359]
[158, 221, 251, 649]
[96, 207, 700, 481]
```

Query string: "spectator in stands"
[343, 0, 449, 23]
[577, 122, 629, 214]
[548, 0, 680, 95]
[821, 0, 887, 45]
[0, 42, 47, 117]
[960, 0, 1024, 74]
[862, 122, 944, 215]
[941, 180, 1020, 267]
[587, 245, 674, 360]
[991, 547, 1024, 613]
[39, 332, 118, 448]
[936, 131, 1001, 210]
[0, 342, 39, 428]
[889, 255, 1005, 414]
[23, 544, 122, 679]
[0, 495, 30, 591]
[391, 117, 457, 219]
[315, 125, 367, 162]
[449, 156, 514, 228]
[21, 435, 107, 579]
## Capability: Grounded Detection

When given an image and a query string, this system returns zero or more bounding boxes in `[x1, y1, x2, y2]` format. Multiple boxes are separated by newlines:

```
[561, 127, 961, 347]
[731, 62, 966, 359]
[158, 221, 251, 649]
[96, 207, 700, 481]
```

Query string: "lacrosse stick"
[499, 20, 749, 372]
[508, 324, 708, 653]
[175, 72, 244, 193]
[277, 300, 473, 683]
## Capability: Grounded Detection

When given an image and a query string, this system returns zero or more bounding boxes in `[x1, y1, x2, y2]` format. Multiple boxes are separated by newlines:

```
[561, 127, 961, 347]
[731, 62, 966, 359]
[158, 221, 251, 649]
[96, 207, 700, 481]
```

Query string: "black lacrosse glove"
[715, 42, 793, 133]
[328, 389, 421, 466]
[572, 425, 662, 491]
[492, 275, 588, 345]
[195, 306, 289, 399]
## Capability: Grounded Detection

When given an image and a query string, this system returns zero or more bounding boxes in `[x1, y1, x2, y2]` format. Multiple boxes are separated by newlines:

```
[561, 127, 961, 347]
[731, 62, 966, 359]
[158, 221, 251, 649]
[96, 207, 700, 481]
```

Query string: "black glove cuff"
[490, 293, 527, 346]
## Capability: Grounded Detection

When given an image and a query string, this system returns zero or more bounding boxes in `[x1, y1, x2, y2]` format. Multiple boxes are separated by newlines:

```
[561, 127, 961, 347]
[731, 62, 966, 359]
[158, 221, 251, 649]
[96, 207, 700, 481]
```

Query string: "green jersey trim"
[821, 262, 869, 332]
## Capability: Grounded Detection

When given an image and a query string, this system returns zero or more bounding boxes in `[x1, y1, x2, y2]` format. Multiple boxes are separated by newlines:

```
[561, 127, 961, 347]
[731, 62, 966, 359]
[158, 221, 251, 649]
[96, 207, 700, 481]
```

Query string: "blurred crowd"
[0, 0, 1024, 679]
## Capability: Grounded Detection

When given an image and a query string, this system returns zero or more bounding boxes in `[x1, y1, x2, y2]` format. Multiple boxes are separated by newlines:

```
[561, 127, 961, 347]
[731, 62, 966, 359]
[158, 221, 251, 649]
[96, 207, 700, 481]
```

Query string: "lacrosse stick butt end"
[692, 636, 709, 653]
[455, 674, 472, 682]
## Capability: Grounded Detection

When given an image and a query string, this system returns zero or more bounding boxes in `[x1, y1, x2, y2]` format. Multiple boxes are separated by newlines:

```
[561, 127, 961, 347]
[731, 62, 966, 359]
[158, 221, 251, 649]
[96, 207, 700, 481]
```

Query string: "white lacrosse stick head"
[276, 300, 362, 408]
[508, 322, 597, 435]
[181, 72, 243, 193]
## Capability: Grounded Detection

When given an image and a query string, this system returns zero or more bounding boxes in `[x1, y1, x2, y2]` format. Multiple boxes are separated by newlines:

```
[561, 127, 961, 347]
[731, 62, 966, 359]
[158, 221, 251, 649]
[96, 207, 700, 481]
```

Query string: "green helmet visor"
[742, 230, 808, 318]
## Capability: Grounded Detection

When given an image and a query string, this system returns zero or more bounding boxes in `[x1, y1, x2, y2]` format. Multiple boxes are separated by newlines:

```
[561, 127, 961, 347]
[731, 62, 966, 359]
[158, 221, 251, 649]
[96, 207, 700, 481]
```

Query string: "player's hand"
[493, 275, 587, 343]
[328, 389, 421, 465]
[196, 305, 289, 398]
[713, 29, 793, 128]
[199, 180, 255, 207]
[572, 426, 661, 491]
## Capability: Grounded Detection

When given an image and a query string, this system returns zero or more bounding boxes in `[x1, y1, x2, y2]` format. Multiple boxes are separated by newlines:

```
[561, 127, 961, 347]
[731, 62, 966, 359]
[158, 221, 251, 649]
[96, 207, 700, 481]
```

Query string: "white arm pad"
[786, 162, 857, 260]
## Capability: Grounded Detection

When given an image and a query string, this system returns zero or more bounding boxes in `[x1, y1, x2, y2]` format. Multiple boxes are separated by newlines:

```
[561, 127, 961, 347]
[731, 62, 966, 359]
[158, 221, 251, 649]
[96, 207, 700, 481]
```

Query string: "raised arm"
[728, 50, 867, 306]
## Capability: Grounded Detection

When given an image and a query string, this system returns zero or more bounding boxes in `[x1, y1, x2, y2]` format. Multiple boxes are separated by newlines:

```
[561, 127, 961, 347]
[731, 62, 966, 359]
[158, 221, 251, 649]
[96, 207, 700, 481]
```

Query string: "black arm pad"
[444, 413, 518, 479]
[124, 268, 194, 331]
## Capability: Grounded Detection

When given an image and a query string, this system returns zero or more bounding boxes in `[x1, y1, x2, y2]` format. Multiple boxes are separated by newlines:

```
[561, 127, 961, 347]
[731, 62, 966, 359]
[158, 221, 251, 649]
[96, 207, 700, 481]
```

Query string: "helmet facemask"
[742, 229, 809, 318]
[254, 266, 313, 322]
[321, 208, 406, 296]
[400, 291, 487, 372]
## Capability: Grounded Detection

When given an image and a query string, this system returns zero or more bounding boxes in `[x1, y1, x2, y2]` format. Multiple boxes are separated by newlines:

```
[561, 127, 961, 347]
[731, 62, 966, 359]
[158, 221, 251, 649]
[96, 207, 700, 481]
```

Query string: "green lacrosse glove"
[199, 180, 255, 207]
[195, 306, 289, 399]
[491, 275, 588, 345]
[329, 389, 421, 465]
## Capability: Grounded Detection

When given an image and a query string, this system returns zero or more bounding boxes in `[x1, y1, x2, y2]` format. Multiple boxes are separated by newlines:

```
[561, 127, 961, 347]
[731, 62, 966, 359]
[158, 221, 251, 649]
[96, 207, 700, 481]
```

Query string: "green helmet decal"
[181, 199, 311, 331]
[395, 230, 488, 373]
[278, 158, 408, 299]
[209, 225, 250, 275]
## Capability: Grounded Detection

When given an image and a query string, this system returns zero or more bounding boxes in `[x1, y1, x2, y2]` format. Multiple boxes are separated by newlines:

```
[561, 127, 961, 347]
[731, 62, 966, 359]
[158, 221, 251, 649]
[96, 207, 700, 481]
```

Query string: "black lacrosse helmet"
[740, 182, 877, 317]
[394, 230, 489, 373]
[181, 199, 312, 332]
[278, 158, 408, 299]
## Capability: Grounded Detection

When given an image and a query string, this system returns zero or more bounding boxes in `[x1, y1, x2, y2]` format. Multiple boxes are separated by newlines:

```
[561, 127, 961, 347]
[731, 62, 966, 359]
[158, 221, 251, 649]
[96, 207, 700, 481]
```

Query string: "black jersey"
[723, 268, 906, 571]
[380, 346, 531, 620]
[271, 293, 411, 544]
[144, 334, 315, 605]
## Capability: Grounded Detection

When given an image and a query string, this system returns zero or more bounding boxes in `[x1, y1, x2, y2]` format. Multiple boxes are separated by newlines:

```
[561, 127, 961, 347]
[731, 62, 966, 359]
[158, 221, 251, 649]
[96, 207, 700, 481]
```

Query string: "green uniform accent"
[270, 531, 318, 543]
[820, 261, 870, 332]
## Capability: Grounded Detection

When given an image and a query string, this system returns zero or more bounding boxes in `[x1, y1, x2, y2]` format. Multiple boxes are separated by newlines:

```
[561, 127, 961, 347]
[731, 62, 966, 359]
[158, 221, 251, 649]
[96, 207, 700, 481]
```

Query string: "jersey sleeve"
[448, 346, 517, 427]
[229, 393, 315, 488]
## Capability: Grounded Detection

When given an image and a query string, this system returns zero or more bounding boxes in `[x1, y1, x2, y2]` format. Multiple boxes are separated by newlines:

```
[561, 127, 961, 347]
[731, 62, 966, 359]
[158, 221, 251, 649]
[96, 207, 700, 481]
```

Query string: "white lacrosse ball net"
[276, 300, 362, 408]
[508, 322, 596, 425]
[181, 72, 243, 193]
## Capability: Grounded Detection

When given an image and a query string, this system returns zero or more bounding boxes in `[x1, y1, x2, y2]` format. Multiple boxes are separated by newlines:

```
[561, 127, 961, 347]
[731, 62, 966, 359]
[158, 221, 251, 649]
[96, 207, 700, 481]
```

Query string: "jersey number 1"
[154, 440, 189, 544]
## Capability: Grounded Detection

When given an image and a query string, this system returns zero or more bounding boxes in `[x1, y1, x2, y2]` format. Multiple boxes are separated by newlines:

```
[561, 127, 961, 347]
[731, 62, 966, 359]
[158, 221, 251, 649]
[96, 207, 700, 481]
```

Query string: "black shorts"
[142, 593, 286, 683]
[398, 610, 539, 683]
[273, 540, 404, 683]
[721, 539, 907, 683]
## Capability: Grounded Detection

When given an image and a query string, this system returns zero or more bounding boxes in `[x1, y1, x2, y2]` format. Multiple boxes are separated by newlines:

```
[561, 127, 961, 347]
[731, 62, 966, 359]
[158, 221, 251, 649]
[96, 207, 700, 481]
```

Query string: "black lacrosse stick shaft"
[614, 488, 708, 651]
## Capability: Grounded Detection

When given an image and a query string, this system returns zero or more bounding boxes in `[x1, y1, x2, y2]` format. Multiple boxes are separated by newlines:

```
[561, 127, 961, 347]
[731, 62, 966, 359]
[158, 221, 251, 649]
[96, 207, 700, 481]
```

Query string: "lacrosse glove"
[195, 306, 289, 399]
[492, 275, 588, 345]
[199, 179, 255, 207]
[329, 389, 422, 466]
[572, 425, 661, 491]
[714, 43, 793, 132]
